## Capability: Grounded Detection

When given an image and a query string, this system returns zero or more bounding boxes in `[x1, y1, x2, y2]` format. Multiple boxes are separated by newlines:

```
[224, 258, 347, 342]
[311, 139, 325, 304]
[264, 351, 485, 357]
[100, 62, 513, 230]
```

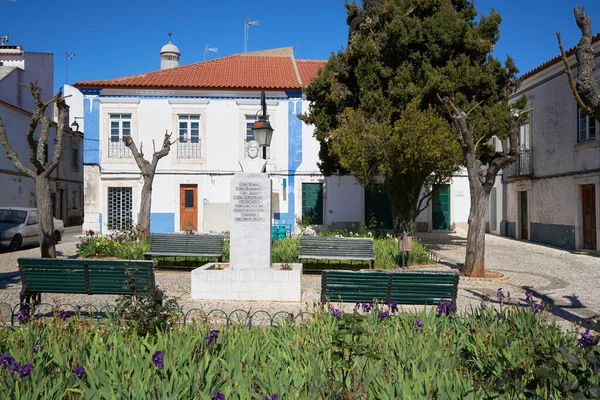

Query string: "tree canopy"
[301, 0, 519, 230]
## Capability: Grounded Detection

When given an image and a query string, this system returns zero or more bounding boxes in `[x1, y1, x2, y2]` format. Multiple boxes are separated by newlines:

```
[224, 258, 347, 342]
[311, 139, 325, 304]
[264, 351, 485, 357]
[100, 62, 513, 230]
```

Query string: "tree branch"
[124, 136, 151, 176]
[150, 131, 174, 169]
[556, 30, 591, 113]
[42, 89, 69, 178]
[0, 116, 35, 178]
[572, 6, 600, 121]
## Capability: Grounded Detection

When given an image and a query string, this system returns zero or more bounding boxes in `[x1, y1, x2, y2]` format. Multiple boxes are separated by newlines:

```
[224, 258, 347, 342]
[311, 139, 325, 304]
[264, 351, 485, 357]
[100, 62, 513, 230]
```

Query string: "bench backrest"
[299, 236, 374, 258]
[321, 270, 458, 306]
[18, 258, 155, 295]
[149, 233, 224, 255]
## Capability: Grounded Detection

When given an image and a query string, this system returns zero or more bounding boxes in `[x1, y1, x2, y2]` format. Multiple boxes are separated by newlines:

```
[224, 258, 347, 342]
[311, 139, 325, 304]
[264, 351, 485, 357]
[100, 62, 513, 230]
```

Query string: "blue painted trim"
[81, 88, 101, 95]
[150, 213, 175, 233]
[83, 97, 100, 165]
[96, 94, 291, 100]
[274, 101, 303, 232]
[99, 213, 102, 235]
[284, 90, 303, 98]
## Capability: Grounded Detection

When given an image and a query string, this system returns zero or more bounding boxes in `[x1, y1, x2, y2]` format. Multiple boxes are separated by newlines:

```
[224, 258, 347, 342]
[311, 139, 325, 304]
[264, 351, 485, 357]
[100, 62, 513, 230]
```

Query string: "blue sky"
[0, 0, 599, 93]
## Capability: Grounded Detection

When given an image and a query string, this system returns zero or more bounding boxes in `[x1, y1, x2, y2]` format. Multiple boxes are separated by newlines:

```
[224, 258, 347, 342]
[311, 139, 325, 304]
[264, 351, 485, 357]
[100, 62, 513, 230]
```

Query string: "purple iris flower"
[497, 313, 503, 320]
[18, 363, 33, 379]
[9, 360, 21, 377]
[73, 366, 86, 378]
[578, 330, 595, 347]
[525, 290, 533, 303]
[378, 311, 390, 320]
[32, 344, 44, 353]
[0, 353, 14, 369]
[16, 308, 30, 323]
[497, 288, 505, 301]
[436, 299, 454, 315]
[415, 317, 424, 329]
[531, 302, 541, 313]
[330, 308, 342, 319]
[388, 300, 399, 314]
[361, 302, 372, 313]
[213, 390, 225, 400]
[206, 330, 220, 346]
[152, 351, 164, 370]
[59, 309, 69, 321]
[262, 396, 279, 400]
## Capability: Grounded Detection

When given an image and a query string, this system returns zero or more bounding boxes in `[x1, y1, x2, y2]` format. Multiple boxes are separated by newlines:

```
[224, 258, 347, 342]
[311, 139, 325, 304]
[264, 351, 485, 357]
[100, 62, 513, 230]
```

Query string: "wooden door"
[520, 191, 528, 240]
[582, 184, 596, 249]
[432, 184, 450, 230]
[180, 184, 198, 232]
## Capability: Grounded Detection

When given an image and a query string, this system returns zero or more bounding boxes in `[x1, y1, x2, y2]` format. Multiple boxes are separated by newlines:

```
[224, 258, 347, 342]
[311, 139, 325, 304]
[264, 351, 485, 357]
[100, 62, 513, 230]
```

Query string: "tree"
[0, 83, 68, 258]
[557, 7, 600, 121]
[302, 0, 523, 276]
[124, 132, 174, 239]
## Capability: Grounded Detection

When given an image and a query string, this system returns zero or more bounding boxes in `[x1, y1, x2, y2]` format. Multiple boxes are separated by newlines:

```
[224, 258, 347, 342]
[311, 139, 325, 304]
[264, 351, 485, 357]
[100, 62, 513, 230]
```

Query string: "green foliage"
[115, 283, 182, 337]
[77, 230, 149, 260]
[301, 0, 519, 229]
[1, 303, 598, 398]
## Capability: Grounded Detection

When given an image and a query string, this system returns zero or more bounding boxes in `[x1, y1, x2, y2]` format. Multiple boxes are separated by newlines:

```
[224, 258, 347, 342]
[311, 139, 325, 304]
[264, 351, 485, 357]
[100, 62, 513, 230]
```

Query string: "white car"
[0, 207, 65, 251]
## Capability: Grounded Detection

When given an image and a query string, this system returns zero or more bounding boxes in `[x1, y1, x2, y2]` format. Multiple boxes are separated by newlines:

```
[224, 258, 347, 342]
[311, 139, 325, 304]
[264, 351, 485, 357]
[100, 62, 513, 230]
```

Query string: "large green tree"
[302, 0, 524, 276]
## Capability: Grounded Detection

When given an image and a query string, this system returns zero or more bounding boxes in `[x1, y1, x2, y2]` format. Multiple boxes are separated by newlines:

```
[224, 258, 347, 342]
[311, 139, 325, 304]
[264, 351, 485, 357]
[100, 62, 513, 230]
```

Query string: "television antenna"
[65, 52, 75, 84]
[0, 34, 8, 46]
[204, 44, 218, 61]
[244, 17, 259, 53]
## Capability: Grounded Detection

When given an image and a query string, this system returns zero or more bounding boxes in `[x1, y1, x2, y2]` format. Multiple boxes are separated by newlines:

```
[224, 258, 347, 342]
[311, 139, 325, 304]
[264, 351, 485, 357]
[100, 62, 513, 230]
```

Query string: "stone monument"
[191, 140, 302, 301]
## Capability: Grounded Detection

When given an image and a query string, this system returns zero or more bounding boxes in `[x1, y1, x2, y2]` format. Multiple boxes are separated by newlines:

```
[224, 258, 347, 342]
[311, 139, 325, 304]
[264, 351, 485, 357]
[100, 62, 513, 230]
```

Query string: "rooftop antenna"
[65, 52, 75, 84]
[204, 44, 218, 61]
[0, 34, 8, 46]
[244, 17, 259, 53]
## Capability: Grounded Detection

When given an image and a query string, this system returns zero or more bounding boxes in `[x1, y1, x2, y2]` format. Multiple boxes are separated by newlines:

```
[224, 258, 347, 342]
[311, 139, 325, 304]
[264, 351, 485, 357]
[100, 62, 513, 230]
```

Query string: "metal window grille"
[177, 142, 202, 158]
[107, 187, 132, 231]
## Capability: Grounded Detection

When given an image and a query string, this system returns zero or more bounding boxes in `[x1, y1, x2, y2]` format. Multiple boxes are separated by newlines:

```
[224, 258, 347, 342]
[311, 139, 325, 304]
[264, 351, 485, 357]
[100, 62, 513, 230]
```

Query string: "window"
[27, 210, 38, 225]
[177, 115, 201, 158]
[519, 121, 530, 150]
[107, 187, 132, 230]
[108, 114, 132, 157]
[578, 106, 596, 142]
[245, 116, 255, 142]
[71, 148, 78, 168]
[302, 183, 324, 225]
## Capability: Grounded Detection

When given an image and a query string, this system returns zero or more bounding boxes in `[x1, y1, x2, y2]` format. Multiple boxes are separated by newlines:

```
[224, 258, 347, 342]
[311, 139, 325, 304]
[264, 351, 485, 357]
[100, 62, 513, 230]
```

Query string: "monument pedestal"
[191, 172, 302, 302]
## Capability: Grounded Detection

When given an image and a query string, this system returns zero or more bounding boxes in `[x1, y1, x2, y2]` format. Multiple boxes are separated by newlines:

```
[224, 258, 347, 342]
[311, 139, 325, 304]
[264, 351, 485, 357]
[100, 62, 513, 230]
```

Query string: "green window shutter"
[302, 183, 323, 225]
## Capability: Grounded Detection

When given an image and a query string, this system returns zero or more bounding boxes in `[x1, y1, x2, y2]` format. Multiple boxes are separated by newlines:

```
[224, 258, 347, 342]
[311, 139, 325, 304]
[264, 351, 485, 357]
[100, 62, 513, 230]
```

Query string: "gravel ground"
[1, 225, 599, 331]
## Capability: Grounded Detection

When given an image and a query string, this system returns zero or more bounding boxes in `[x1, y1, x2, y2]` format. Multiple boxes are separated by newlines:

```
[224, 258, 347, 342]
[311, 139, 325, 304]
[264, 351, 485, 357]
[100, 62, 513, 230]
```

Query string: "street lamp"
[252, 91, 274, 158]
[70, 120, 79, 132]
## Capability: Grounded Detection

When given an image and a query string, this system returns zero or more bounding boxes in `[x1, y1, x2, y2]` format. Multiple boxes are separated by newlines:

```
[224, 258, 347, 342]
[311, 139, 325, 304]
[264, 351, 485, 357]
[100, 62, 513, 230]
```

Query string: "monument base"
[191, 263, 303, 302]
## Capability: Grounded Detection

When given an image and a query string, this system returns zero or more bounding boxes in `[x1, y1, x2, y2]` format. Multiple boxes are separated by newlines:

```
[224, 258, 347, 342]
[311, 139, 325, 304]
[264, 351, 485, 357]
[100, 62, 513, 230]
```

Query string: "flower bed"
[1, 298, 598, 399]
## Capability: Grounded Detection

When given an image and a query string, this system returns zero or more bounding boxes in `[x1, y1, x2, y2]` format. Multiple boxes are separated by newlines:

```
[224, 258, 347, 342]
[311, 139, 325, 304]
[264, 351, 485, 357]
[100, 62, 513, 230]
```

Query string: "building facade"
[74, 43, 472, 235]
[0, 42, 83, 224]
[500, 34, 600, 250]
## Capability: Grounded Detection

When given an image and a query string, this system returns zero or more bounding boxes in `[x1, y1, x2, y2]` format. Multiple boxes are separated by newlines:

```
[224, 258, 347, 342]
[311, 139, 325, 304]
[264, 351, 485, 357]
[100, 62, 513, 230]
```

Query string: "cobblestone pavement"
[416, 223, 600, 332]
[1, 225, 599, 331]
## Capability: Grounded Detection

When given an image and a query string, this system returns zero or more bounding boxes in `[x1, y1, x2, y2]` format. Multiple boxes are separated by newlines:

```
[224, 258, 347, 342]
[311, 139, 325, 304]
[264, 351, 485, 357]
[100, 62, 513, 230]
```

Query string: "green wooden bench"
[321, 270, 459, 309]
[144, 233, 224, 262]
[18, 258, 155, 306]
[299, 236, 375, 269]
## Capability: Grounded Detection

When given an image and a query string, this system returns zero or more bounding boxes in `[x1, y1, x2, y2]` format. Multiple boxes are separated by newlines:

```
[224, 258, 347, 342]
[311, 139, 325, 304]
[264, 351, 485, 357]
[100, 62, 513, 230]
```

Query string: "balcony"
[108, 141, 132, 158]
[177, 141, 202, 158]
[506, 149, 532, 178]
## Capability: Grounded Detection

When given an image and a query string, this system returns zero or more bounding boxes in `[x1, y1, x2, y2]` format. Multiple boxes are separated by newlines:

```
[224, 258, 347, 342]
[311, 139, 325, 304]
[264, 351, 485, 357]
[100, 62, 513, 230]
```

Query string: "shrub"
[77, 230, 149, 260]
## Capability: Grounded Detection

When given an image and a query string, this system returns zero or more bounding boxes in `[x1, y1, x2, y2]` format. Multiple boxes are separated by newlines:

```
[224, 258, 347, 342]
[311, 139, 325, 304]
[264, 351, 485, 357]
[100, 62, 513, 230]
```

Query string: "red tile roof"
[75, 48, 328, 91]
[296, 60, 327, 86]
[519, 33, 600, 81]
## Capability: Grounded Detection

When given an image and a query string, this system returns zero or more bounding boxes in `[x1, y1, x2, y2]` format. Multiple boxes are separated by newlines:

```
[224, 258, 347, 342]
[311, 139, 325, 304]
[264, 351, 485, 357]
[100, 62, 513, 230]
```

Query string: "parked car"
[0, 207, 65, 251]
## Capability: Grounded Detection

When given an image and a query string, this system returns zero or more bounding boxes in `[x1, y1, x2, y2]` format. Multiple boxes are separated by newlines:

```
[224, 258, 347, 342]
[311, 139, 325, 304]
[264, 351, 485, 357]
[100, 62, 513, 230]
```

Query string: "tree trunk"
[388, 189, 417, 233]
[35, 175, 56, 258]
[137, 175, 154, 239]
[463, 186, 489, 277]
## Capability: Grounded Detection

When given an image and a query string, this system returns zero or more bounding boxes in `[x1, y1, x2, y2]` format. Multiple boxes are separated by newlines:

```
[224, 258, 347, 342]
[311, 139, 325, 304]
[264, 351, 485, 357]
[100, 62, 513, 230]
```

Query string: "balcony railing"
[108, 141, 132, 158]
[507, 149, 532, 178]
[178, 141, 202, 158]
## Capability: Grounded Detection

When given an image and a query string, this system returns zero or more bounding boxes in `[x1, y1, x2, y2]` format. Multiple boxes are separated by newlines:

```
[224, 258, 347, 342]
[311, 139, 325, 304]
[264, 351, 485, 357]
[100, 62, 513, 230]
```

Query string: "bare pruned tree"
[557, 6, 600, 121]
[0, 83, 68, 258]
[124, 131, 175, 239]
[442, 97, 530, 277]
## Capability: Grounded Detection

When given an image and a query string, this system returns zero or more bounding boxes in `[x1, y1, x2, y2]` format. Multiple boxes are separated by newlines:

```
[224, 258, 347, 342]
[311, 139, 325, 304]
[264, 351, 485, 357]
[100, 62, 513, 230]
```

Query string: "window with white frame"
[108, 114, 132, 158]
[519, 121, 530, 150]
[177, 115, 201, 158]
[578, 105, 596, 142]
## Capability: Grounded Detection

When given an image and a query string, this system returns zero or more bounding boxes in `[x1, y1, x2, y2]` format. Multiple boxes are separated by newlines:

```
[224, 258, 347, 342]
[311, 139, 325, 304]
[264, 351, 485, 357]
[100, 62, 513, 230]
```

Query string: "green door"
[432, 185, 450, 230]
[520, 191, 528, 239]
[364, 187, 394, 230]
[302, 183, 323, 225]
